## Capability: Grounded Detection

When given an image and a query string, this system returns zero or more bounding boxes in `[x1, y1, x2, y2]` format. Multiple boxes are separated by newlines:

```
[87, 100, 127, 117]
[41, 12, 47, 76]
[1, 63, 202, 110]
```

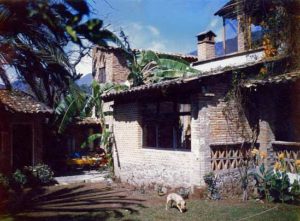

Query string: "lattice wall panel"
[211, 146, 251, 171]
[273, 147, 300, 173]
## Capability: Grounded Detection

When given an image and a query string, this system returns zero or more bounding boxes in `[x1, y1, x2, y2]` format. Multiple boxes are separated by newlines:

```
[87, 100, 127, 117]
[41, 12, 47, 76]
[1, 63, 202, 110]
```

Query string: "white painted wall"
[193, 50, 264, 73]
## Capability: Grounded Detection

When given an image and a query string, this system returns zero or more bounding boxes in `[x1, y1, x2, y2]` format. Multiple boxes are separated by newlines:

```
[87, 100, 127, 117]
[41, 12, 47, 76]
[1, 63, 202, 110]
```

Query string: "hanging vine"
[223, 71, 260, 201]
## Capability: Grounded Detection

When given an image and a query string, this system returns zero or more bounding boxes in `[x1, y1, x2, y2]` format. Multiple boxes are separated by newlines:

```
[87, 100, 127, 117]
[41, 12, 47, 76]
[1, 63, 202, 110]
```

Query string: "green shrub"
[252, 154, 300, 203]
[203, 172, 220, 200]
[10, 169, 27, 192]
[23, 164, 54, 187]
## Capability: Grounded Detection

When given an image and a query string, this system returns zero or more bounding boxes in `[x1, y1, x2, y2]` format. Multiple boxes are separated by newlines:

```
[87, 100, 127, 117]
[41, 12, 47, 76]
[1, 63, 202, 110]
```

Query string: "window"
[98, 67, 106, 83]
[142, 99, 191, 150]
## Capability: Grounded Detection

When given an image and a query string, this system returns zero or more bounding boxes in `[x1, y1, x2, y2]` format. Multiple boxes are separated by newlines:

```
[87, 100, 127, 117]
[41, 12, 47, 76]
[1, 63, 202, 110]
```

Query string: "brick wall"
[237, 15, 245, 52]
[113, 102, 195, 188]
[92, 47, 130, 84]
[111, 82, 252, 188]
[197, 42, 215, 61]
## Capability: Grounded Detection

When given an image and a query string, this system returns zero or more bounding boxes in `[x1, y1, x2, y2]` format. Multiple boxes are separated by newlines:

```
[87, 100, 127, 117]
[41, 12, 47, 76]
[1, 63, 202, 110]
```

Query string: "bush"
[10, 169, 27, 192]
[252, 150, 300, 203]
[23, 164, 54, 187]
[203, 172, 220, 200]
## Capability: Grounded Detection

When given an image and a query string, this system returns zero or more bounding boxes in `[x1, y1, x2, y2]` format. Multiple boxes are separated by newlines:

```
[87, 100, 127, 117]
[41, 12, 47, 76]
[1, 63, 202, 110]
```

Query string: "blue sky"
[3, 0, 230, 83]
[90, 0, 228, 54]
[76, 0, 228, 75]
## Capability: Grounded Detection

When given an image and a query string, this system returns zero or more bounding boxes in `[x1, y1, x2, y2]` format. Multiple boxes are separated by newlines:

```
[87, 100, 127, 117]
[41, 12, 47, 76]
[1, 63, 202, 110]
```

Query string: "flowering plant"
[252, 149, 300, 203]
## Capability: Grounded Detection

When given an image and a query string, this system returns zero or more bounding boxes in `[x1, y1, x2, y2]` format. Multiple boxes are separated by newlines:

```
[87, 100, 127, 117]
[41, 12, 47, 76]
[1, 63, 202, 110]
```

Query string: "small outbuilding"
[0, 89, 52, 174]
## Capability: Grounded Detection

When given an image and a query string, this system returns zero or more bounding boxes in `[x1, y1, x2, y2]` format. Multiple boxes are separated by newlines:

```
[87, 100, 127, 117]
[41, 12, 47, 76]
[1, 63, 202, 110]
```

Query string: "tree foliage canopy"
[0, 0, 122, 106]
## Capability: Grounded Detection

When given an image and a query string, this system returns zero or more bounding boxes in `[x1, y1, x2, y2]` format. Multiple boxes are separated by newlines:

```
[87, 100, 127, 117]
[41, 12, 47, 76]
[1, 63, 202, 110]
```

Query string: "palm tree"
[0, 0, 122, 106]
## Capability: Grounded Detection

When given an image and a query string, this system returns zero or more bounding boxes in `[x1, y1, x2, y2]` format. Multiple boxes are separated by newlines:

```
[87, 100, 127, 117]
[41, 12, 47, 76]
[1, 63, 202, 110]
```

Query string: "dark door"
[12, 124, 33, 170]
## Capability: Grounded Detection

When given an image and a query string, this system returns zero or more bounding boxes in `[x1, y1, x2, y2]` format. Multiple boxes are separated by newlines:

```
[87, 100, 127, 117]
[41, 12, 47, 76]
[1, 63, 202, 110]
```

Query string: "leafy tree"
[0, 0, 122, 106]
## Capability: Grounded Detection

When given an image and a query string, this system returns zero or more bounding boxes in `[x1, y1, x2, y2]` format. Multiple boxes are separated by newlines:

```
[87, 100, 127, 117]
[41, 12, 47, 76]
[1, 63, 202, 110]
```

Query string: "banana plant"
[128, 50, 199, 87]
[55, 80, 127, 133]
[55, 82, 88, 133]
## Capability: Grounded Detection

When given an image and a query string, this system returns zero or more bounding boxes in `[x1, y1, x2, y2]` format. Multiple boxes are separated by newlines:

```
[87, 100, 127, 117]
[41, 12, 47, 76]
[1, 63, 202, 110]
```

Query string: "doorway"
[12, 124, 33, 170]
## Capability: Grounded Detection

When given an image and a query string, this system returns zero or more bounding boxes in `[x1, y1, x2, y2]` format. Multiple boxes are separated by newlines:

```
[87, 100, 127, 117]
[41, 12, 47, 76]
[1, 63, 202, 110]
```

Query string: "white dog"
[166, 193, 187, 213]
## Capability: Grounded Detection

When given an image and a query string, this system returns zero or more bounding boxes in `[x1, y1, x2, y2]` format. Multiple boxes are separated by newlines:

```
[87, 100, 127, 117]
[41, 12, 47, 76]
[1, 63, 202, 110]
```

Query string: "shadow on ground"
[5, 184, 146, 221]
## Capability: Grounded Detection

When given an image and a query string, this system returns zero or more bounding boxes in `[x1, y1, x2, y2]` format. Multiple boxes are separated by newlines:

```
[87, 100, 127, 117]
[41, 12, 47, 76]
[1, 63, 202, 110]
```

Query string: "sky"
[76, 0, 228, 75]
[0, 0, 229, 83]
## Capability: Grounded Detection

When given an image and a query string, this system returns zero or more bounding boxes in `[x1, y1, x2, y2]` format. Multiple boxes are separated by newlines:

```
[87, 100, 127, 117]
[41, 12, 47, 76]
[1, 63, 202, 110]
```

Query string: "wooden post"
[223, 18, 226, 54]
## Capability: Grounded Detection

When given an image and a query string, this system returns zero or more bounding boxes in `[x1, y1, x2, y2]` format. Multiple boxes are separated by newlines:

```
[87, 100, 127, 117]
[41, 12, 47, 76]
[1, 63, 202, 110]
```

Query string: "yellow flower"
[274, 162, 281, 171]
[251, 149, 259, 156]
[278, 153, 285, 161]
[260, 151, 267, 159]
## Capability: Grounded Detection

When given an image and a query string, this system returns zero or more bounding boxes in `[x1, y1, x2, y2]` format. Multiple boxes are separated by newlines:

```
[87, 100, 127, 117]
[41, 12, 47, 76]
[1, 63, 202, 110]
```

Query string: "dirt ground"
[1, 182, 299, 221]
[0, 182, 166, 220]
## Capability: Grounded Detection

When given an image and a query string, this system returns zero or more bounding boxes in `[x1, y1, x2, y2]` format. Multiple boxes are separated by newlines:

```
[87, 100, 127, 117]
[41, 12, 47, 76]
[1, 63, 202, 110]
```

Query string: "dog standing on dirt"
[166, 193, 187, 213]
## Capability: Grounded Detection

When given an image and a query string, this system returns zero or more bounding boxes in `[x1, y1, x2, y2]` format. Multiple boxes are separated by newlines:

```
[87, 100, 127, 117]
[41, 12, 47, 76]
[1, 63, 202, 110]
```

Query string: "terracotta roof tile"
[0, 89, 53, 114]
[243, 71, 300, 88]
[102, 58, 269, 101]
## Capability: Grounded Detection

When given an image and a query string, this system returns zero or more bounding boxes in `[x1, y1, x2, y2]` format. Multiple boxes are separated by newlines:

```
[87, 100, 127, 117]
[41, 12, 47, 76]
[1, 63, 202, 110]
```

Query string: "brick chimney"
[197, 30, 216, 61]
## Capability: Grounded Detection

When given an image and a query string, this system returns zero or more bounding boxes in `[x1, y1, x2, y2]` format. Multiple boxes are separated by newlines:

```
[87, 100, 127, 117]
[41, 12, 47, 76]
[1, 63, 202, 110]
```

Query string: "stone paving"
[54, 170, 113, 185]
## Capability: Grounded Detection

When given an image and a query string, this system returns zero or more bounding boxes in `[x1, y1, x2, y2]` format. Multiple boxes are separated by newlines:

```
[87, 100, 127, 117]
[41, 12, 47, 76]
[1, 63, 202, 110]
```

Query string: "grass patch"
[115, 200, 300, 221]
[2, 200, 299, 221]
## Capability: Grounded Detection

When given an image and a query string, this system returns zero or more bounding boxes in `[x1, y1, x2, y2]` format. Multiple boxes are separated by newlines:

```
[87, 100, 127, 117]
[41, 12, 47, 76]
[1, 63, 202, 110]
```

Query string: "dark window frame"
[142, 99, 191, 151]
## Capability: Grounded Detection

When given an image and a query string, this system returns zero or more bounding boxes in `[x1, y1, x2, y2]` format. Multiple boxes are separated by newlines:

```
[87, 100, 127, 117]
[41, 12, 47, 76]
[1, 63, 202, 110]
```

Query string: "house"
[94, 1, 300, 189]
[0, 89, 52, 174]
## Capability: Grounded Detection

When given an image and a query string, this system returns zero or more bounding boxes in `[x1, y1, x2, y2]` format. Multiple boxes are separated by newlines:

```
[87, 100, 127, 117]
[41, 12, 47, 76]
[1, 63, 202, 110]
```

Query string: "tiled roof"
[94, 46, 198, 63]
[243, 71, 300, 88]
[0, 89, 53, 114]
[102, 59, 267, 101]
[73, 117, 101, 125]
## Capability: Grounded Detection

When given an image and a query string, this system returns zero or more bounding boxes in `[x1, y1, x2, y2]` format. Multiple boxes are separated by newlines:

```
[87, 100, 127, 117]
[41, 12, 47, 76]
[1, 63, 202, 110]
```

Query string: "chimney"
[197, 30, 216, 61]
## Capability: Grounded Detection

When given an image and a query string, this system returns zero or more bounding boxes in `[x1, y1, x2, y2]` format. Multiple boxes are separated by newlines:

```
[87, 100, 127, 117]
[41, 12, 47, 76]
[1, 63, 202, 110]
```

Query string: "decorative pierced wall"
[273, 144, 300, 173]
[211, 145, 251, 171]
